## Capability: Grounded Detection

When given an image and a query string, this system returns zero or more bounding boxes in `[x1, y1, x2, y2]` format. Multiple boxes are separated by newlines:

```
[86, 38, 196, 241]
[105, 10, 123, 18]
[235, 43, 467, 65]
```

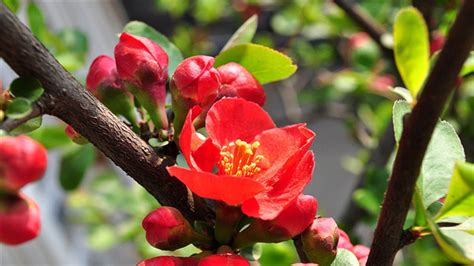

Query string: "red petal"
[242, 151, 315, 220]
[205, 98, 275, 147]
[137, 256, 197, 266]
[198, 254, 250, 266]
[167, 166, 265, 206]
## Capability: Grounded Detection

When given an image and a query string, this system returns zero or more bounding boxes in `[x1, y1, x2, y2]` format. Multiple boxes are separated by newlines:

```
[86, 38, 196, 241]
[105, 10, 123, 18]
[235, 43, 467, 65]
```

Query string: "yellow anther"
[218, 140, 264, 177]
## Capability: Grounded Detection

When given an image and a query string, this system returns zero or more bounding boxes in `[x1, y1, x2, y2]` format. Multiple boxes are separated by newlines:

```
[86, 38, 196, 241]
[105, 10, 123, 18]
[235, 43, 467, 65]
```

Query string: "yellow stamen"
[219, 139, 263, 177]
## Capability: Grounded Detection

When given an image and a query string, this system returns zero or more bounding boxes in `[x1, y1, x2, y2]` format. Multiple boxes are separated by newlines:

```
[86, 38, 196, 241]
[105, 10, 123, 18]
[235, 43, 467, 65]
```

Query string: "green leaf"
[353, 188, 380, 215]
[59, 144, 96, 191]
[460, 51, 474, 77]
[10, 116, 42, 134]
[26, 2, 46, 38]
[123, 21, 184, 76]
[215, 43, 297, 84]
[390, 87, 414, 103]
[259, 241, 297, 266]
[330, 249, 359, 266]
[392, 100, 412, 143]
[420, 121, 465, 208]
[57, 28, 88, 55]
[221, 15, 258, 52]
[6, 97, 32, 119]
[440, 217, 474, 234]
[4, 0, 20, 13]
[88, 225, 117, 251]
[9, 77, 44, 101]
[436, 161, 474, 220]
[28, 126, 72, 149]
[393, 7, 429, 97]
[56, 52, 85, 72]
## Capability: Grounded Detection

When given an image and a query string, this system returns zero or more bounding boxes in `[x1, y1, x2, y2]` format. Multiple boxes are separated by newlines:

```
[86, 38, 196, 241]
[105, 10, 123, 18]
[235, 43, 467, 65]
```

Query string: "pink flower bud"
[64, 125, 88, 145]
[0, 192, 41, 245]
[234, 195, 317, 248]
[301, 217, 339, 265]
[216, 62, 265, 106]
[198, 253, 250, 266]
[337, 229, 353, 251]
[0, 136, 47, 191]
[352, 245, 370, 266]
[136, 256, 197, 266]
[86, 55, 121, 93]
[115, 32, 169, 129]
[142, 207, 194, 251]
[370, 74, 395, 93]
[430, 32, 445, 55]
[348, 32, 370, 50]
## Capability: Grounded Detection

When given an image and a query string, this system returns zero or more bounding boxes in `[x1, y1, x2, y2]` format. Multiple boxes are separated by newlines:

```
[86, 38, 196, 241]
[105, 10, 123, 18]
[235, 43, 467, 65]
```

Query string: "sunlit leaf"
[221, 15, 258, 52]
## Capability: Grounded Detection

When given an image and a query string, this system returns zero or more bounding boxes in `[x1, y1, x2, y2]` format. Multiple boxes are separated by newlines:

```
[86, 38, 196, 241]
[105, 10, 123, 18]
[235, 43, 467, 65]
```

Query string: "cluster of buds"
[0, 135, 47, 245]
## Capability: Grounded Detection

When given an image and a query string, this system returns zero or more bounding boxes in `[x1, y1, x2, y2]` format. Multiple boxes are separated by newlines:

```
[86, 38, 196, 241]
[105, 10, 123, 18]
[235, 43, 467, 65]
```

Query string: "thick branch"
[367, 2, 474, 265]
[0, 4, 212, 222]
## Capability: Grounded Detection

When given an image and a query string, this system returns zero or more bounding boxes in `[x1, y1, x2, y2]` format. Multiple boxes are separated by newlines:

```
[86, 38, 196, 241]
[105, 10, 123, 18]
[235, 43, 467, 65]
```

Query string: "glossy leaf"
[330, 248, 359, 266]
[28, 126, 72, 149]
[123, 21, 184, 76]
[221, 15, 258, 52]
[6, 97, 32, 119]
[214, 43, 297, 84]
[436, 161, 474, 220]
[440, 217, 474, 235]
[392, 100, 411, 143]
[10, 116, 42, 135]
[9, 77, 44, 101]
[393, 7, 429, 97]
[59, 144, 96, 191]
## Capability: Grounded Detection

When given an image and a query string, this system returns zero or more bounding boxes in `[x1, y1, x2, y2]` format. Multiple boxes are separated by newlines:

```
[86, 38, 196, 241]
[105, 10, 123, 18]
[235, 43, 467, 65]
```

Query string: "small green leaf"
[390, 87, 414, 103]
[123, 21, 184, 76]
[59, 144, 96, 191]
[10, 116, 42, 134]
[4, 0, 20, 13]
[57, 28, 88, 55]
[28, 126, 72, 149]
[331, 249, 359, 266]
[6, 97, 32, 119]
[259, 241, 297, 266]
[392, 100, 411, 143]
[148, 138, 169, 147]
[460, 51, 474, 77]
[440, 217, 474, 234]
[26, 2, 46, 37]
[436, 161, 474, 220]
[214, 43, 297, 84]
[393, 7, 430, 97]
[9, 77, 44, 101]
[221, 15, 258, 52]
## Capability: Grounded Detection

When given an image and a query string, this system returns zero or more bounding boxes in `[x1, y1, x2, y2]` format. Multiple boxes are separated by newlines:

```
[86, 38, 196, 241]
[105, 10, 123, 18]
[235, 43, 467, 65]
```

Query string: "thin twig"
[0, 103, 42, 132]
[367, 2, 474, 265]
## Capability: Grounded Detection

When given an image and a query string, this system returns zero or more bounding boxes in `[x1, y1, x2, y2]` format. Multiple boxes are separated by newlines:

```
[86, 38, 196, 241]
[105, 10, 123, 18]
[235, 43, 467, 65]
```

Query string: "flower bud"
[198, 253, 250, 266]
[86, 55, 137, 128]
[234, 195, 317, 248]
[64, 125, 88, 145]
[142, 207, 194, 250]
[352, 245, 370, 266]
[217, 62, 265, 106]
[0, 136, 47, 191]
[337, 229, 353, 251]
[115, 32, 169, 129]
[170, 55, 221, 136]
[0, 192, 41, 245]
[430, 32, 445, 55]
[301, 217, 339, 265]
[136, 256, 197, 266]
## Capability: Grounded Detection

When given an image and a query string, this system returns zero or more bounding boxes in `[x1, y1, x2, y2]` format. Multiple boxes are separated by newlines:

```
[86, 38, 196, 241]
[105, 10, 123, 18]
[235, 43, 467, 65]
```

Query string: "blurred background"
[1, 0, 470, 265]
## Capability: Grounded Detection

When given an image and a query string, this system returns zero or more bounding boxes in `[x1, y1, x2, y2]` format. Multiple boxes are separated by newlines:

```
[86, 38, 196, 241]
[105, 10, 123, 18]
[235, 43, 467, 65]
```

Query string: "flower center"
[219, 140, 263, 177]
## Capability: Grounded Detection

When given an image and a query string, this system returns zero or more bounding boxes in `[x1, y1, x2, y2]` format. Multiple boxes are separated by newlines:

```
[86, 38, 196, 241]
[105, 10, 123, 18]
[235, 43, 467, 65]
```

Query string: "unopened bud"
[301, 217, 339, 265]
[352, 245, 370, 266]
[136, 256, 197, 266]
[64, 125, 88, 145]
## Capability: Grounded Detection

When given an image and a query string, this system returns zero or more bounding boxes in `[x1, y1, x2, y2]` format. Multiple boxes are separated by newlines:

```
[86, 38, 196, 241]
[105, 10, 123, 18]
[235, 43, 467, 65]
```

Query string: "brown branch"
[0, 4, 213, 222]
[367, 2, 474, 265]
[0, 102, 42, 132]
[293, 235, 309, 263]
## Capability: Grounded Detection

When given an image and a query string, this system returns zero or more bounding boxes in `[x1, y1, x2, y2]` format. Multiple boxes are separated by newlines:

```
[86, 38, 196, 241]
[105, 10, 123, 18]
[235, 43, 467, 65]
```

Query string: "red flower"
[301, 217, 339, 265]
[198, 253, 250, 266]
[137, 256, 197, 266]
[0, 192, 41, 245]
[234, 195, 317, 247]
[217, 62, 265, 106]
[115, 32, 169, 128]
[86, 55, 121, 93]
[0, 136, 47, 191]
[142, 207, 194, 251]
[167, 98, 315, 220]
[353, 245, 370, 266]
[337, 229, 353, 251]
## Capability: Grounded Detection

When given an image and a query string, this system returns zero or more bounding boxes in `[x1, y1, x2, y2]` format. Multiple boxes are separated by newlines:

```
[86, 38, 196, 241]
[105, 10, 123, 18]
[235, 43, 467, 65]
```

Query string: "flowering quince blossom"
[167, 97, 315, 220]
[115, 32, 169, 129]
[86, 55, 122, 93]
[0, 136, 47, 191]
[301, 217, 339, 265]
[0, 192, 41, 245]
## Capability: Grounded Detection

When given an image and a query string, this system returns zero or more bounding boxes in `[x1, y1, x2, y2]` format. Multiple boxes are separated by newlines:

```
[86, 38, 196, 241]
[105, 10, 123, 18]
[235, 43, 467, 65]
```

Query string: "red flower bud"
[142, 207, 194, 250]
[115, 32, 169, 129]
[301, 217, 339, 265]
[137, 256, 197, 266]
[217, 62, 265, 106]
[430, 32, 445, 55]
[370, 74, 395, 93]
[337, 229, 353, 251]
[0, 136, 47, 191]
[353, 245, 370, 266]
[86, 55, 121, 93]
[198, 253, 250, 266]
[348, 32, 370, 50]
[234, 195, 317, 248]
[171, 55, 221, 136]
[0, 192, 41, 245]
[64, 125, 88, 145]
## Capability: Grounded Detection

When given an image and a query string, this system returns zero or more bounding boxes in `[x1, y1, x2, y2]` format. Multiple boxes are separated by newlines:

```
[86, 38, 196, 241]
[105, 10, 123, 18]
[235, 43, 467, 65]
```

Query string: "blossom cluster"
[0, 135, 47, 245]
